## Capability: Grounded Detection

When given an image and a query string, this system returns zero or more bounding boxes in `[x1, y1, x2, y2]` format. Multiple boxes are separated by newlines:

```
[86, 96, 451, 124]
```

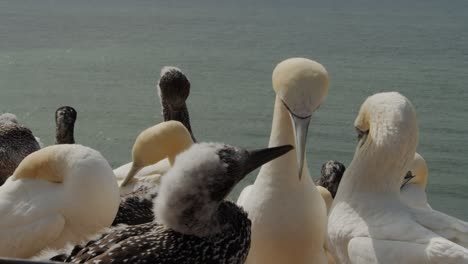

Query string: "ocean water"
[1, 0, 467, 220]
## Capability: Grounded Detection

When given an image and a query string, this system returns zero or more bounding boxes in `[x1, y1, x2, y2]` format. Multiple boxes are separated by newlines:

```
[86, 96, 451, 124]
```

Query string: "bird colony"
[0, 59, 466, 264]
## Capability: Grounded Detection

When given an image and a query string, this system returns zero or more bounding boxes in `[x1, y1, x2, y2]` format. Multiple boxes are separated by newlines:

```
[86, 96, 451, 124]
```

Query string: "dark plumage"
[158, 66, 196, 142]
[50, 143, 292, 264]
[0, 120, 40, 185]
[316, 160, 346, 198]
[62, 202, 250, 264]
[112, 184, 158, 226]
[55, 106, 77, 144]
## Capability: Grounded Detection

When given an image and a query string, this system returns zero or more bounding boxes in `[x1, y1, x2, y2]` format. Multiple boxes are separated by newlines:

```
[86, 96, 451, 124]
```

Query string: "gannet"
[0, 117, 40, 185]
[55, 106, 77, 144]
[0, 144, 120, 258]
[237, 58, 329, 264]
[45, 143, 293, 264]
[114, 66, 195, 180]
[328, 92, 468, 263]
[400, 152, 431, 209]
[317, 160, 346, 198]
[117, 121, 193, 189]
[113, 122, 193, 226]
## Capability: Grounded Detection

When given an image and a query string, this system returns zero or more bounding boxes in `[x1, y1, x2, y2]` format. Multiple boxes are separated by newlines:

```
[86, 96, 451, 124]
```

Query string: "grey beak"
[290, 114, 312, 179]
[120, 165, 143, 188]
[244, 145, 294, 175]
[400, 171, 415, 189]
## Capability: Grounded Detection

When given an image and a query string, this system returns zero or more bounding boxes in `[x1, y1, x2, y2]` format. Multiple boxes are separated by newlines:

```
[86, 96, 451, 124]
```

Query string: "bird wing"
[411, 207, 468, 248]
[67, 223, 208, 264]
[348, 237, 468, 264]
[0, 213, 65, 258]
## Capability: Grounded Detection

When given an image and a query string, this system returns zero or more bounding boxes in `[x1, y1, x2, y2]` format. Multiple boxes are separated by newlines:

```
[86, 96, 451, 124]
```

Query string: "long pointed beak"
[244, 145, 294, 175]
[290, 114, 311, 179]
[119, 165, 143, 188]
[400, 171, 415, 189]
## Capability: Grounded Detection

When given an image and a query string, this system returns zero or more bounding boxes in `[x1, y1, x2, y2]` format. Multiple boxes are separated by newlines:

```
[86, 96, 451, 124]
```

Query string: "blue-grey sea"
[1, 0, 467, 219]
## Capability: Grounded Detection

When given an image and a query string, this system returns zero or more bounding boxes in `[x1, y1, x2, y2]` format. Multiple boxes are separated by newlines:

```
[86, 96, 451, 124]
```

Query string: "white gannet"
[117, 121, 193, 192]
[0, 144, 120, 258]
[400, 152, 431, 210]
[328, 92, 468, 263]
[55, 106, 77, 144]
[113, 66, 195, 180]
[44, 143, 293, 264]
[237, 58, 329, 264]
[0, 115, 40, 185]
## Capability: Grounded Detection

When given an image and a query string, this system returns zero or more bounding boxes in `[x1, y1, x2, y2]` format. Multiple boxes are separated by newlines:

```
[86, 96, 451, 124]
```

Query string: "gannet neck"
[256, 96, 313, 187]
[55, 124, 75, 144]
[165, 103, 196, 142]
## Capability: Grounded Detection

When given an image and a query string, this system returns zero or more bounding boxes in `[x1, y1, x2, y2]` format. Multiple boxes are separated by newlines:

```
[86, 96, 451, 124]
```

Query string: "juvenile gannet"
[113, 66, 195, 179]
[0, 118, 40, 185]
[328, 92, 468, 263]
[55, 106, 77, 144]
[317, 160, 346, 198]
[46, 143, 293, 264]
[0, 144, 120, 258]
[158, 66, 196, 142]
[237, 58, 329, 264]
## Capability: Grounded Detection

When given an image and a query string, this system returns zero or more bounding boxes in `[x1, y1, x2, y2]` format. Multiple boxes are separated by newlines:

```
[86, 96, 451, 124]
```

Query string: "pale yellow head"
[272, 58, 329, 117]
[120, 121, 193, 187]
[272, 58, 329, 178]
[408, 152, 428, 189]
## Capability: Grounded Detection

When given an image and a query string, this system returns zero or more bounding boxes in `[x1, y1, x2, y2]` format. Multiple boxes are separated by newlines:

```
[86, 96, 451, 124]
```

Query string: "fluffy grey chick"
[316, 160, 346, 198]
[50, 142, 293, 264]
[158, 66, 196, 142]
[55, 106, 77, 144]
[0, 117, 40, 185]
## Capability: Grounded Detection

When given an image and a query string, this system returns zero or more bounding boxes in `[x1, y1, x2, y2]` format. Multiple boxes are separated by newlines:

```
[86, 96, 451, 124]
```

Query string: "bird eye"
[355, 127, 368, 140]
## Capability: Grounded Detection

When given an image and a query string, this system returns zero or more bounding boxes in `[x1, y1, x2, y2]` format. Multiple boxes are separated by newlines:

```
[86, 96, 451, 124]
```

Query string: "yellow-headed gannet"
[237, 58, 329, 264]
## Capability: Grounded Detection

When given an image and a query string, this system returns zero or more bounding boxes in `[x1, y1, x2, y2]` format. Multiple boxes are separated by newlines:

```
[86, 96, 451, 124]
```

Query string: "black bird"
[55, 106, 77, 144]
[316, 160, 346, 198]
[158, 66, 196, 142]
[50, 143, 293, 264]
[0, 113, 40, 185]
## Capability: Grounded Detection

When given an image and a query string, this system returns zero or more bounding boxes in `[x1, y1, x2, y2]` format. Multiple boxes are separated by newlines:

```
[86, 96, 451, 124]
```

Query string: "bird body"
[238, 58, 329, 264]
[328, 92, 468, 264]
[0, 144, 120, 258]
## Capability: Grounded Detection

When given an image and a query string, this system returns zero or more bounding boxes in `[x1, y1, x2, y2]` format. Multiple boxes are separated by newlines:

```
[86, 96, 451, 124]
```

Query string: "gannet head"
[158, 66, 190, 110]
[401, 152, 428, 190]
[119, 121, 193, 187]
[317, 160, 346, 198]
[155, 142, 293, 235]
[272, 57, 329, 178]
[55, 106, 77, 144]
[0, 113, 18, 125]
[352, 92, 418, 188]
[12, 144, 120, 231]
